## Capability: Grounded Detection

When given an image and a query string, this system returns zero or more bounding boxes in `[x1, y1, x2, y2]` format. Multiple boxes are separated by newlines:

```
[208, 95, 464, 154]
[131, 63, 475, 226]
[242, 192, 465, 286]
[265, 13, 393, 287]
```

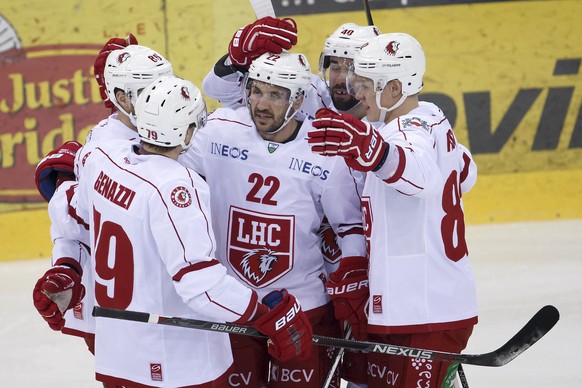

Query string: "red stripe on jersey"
[348, 167, 363, 197]
[53, 257, 83, 275]
[172, 259, 221, 281]
[208, 116, 253, 127]
[309, 82, 329, 109]
[233, 290, 260, 324]
[429, 116, 447, 133]
[65, 183, 89, 230]
[460, 152, 471, 185]
[337, 226, 364, 238]
[61, 327, 91, 338]
[400, 176, 424, 191]
[384, 145, 406, 184]
[397, 118, 409, 141]
[203, 288, 248, 321]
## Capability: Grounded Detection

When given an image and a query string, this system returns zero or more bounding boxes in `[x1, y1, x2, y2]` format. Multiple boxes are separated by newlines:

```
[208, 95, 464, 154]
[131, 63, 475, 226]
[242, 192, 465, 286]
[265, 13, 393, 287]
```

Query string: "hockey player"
[33, 42, 172, 353]
[202, 17, 380, 387]
[62, 75, 312, 386]
[178, 51, 367, 388]
[308, 32, 478, 388]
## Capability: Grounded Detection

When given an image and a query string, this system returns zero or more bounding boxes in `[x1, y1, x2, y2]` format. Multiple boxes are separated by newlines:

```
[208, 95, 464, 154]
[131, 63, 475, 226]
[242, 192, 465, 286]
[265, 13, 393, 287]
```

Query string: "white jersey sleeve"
[202, 67, 246, 109]
[49, 181, 90, 265]
[48, 180, 94, 337]
[373, 103, 445, 198]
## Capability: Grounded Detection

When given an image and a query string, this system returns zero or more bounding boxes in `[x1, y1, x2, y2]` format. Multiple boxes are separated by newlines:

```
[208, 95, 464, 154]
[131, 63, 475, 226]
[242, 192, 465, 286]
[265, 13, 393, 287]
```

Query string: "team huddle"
[32, 15, 478, 388]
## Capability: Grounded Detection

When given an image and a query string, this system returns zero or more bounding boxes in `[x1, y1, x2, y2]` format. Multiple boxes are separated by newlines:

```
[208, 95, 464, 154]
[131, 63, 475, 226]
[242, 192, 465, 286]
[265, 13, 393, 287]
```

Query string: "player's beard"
[252, 108, 286, 135]
[331, 82, 359, 112]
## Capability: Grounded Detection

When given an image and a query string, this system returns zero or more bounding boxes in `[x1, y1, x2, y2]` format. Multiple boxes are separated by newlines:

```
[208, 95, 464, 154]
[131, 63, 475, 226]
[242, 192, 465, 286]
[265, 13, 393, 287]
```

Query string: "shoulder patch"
[170, 186, 192, 208]
[402, 117, 431, 133]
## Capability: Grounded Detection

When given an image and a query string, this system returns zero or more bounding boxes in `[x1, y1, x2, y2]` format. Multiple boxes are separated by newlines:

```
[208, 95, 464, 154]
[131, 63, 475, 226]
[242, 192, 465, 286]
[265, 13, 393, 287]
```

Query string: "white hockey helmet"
[135, 76, 207, 151]
[318, 23, 380, 112]
[352, 32, 425, 97]
[103, 45, 174, 124]
[319, 23, 381, 71]
[349, 32, 426, 118]
[245, 52, 312, 134]
[246, 51, 312, 104]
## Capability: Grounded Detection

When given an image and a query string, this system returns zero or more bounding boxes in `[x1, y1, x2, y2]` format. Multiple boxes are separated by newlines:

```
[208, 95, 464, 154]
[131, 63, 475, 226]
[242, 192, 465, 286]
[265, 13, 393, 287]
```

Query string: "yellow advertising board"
[1, 0, 581, 260]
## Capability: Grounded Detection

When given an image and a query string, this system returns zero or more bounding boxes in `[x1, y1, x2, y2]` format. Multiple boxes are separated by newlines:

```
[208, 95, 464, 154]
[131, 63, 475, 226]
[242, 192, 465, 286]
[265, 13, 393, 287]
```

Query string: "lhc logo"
[227, 206, 295, 288]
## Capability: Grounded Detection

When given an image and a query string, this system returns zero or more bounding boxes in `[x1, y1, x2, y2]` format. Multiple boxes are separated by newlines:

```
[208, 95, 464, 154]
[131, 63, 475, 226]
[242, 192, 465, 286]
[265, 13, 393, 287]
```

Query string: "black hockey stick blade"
[458, 304, 560, 366]
[93, 304, 559, 367]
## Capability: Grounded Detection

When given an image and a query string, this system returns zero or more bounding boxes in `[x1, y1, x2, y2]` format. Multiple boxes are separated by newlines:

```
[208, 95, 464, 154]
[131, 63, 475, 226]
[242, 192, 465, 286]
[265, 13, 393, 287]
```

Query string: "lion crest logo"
[240, 248, 279, 284]
[318, 222, 342, 264]
[180, 86, 190, 100]
[385, 40, 400, 56]
[117, 52, 131, 64]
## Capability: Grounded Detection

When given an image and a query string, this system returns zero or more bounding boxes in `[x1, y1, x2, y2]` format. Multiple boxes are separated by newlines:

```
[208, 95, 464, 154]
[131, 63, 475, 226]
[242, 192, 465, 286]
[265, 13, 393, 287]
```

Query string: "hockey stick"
[322, 323, 351, 388]
[457, 363, 470, 388]
[93, 305, 559, 367]
[363, 0, 374, 25]
[249, 0, 276, 18]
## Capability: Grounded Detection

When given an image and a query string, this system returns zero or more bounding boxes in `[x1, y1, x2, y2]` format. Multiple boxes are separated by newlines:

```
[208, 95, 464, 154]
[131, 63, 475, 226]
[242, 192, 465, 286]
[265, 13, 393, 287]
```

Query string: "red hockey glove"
[309, 108, 388, 172]
[326, 256, 369, 340]
[34, 140, 82, 202]
[228, 17, 297, 67]
[93, 33, 138, 109]
[33, 262, 85, 331]
[252, 289, 313, 362]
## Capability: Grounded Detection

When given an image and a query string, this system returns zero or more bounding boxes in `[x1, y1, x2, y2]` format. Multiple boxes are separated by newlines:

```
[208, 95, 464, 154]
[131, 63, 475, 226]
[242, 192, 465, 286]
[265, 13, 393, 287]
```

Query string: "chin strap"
[376, 91, 408, 123]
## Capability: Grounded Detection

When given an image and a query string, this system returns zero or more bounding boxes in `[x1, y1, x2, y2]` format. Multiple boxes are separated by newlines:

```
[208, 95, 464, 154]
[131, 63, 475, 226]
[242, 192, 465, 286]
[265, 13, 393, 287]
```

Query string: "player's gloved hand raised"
[228, 17, 297, 67]
[33, 262, 85, 331]
[326, 256, 369, 340]
[309, 108, 388, 172]
[34, 140, 82, 202]
[252, 289, 313, 362]
[93, 33, 138, 109]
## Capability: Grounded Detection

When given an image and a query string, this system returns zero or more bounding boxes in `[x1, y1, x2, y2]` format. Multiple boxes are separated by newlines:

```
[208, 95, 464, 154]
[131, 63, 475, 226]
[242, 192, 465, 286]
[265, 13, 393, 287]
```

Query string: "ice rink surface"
[1, 219, 580, 387]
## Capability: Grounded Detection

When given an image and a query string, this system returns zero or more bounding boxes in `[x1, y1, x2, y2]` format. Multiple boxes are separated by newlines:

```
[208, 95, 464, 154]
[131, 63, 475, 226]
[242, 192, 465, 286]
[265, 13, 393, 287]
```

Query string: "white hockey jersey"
[50, 113, 140, 339]
[179, 107, 366, 312]
[364, 101, 478, 334]
[202, 69, 333, 121]
[72, 141, 257, 386]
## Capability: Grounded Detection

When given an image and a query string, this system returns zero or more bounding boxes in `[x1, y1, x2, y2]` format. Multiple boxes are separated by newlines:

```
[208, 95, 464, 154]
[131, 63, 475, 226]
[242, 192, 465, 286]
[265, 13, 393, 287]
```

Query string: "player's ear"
[387, 79, 403, 97]
[292, 94, 304, 111]
[115, 89, 131, 109]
